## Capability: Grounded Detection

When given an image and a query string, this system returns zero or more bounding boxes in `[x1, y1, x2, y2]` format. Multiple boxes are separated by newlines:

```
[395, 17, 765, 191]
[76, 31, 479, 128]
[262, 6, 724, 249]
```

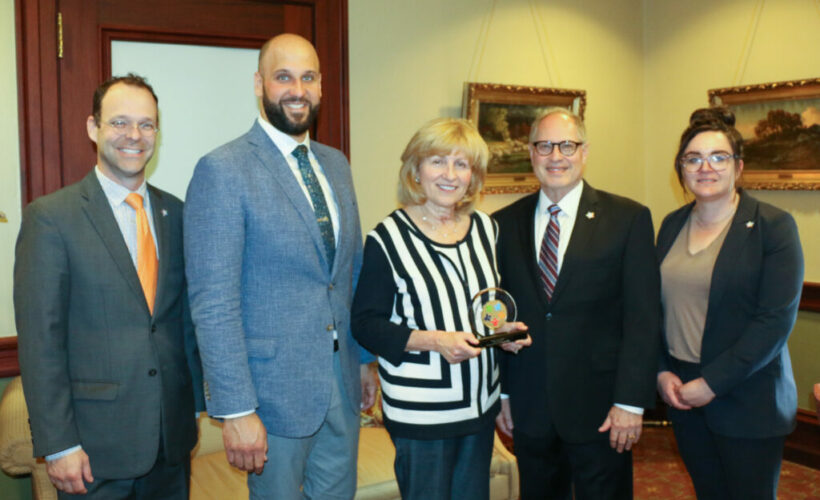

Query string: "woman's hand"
[495, 322, 532, 354]
[657, 371, 692, 410]
[434, 331, 482, 363]
[678, 377, 716, 407]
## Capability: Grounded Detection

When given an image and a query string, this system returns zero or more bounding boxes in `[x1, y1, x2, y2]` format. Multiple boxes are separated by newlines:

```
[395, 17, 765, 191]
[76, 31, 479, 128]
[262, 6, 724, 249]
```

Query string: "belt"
[334, 339, 339, 352]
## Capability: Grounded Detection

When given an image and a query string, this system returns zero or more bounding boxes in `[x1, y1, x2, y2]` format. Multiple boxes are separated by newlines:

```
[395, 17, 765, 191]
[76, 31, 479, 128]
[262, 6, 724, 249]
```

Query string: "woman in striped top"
[352, 118, 530, 500]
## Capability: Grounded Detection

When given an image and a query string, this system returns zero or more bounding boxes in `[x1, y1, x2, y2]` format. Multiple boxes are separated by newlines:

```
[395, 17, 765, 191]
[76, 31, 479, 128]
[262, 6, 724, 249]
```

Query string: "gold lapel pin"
[585, 211, 595, 219]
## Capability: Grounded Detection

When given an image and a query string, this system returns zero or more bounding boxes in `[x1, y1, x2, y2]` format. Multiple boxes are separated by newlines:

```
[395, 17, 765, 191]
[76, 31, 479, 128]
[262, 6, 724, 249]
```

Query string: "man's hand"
[361, 362, 379, 410]
[46, 448, 93, 494]
[496, 322, 532, 354]
[597, 406, 642, 453]
[657, 371, 692, 410]
[223, 413, 268, 474]
[495, 398, 514, 437]
[678, 377, 716, 408]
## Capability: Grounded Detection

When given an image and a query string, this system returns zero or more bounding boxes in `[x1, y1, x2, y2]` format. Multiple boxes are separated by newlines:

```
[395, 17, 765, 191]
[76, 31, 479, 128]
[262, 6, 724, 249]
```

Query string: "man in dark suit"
[184, 34, 376, 500]
[494, 109, 660, 499]
[14, 74, 203, 499]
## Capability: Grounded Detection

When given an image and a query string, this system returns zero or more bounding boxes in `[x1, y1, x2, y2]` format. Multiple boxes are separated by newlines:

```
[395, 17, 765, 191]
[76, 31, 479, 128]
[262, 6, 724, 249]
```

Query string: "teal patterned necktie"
[292, 145, 335, 270]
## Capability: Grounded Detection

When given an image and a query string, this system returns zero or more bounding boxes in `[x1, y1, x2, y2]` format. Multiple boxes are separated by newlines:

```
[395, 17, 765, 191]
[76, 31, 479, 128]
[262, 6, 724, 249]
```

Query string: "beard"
[263, 93, 320, 137]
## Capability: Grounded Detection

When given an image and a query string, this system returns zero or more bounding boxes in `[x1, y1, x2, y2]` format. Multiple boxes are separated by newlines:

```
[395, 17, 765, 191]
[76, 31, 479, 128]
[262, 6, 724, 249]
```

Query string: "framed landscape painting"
[463, 83, 586, 194]
[709, 78, 820, 190]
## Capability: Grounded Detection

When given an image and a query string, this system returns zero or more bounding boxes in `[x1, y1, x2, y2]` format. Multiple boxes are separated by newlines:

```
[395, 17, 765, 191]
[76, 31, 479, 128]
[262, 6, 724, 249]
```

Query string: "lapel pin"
[161, 209, 168, 217]
[585, 211, 595, 219]
[745, 220, 754, 228]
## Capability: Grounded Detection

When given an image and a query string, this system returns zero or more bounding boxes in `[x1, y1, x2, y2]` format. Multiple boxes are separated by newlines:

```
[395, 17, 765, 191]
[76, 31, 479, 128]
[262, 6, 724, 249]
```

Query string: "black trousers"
[669, 357, 787, 500]
[514, 425, 632, 500]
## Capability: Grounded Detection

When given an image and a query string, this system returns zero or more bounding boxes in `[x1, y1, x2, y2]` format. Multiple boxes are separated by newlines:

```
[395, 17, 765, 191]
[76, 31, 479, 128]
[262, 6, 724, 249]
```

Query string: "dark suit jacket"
[14, 171, 203, 478]
[494, 181, 660, 443]
[657, 190, 803, 438]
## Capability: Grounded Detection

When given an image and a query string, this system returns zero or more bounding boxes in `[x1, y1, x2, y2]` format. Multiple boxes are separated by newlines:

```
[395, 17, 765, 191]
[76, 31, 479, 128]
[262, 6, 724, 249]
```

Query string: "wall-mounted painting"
[709, 78, 820, 190]
[462, 83, 586, 194]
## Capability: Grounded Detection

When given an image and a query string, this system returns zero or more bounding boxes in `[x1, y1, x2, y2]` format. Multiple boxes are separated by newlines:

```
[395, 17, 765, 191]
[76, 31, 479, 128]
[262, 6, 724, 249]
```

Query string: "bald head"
[254, 33, 322, 141]
[258, 34, 320, 74]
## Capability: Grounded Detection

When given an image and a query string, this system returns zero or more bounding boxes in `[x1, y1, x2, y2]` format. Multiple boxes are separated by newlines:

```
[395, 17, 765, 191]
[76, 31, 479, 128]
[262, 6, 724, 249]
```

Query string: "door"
[16, 0, 349, 203]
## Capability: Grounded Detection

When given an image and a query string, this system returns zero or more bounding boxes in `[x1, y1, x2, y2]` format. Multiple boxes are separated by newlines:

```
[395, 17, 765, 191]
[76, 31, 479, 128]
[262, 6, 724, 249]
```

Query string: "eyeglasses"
[532, 140, 584, 157]
[104, 119, 159, 137]
[679, 152, 738, 172]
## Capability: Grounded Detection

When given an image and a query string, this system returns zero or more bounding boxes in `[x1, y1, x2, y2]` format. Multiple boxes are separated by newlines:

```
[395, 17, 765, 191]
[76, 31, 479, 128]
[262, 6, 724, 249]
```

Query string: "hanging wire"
[733, 0, 765, 85]
[467, 0, 498, 82]
[529, 0, 559, 86]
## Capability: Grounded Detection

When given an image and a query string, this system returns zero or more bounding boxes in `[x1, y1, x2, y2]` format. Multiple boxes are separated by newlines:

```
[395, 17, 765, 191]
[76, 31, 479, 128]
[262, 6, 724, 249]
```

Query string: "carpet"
[634, 427, 820, 499]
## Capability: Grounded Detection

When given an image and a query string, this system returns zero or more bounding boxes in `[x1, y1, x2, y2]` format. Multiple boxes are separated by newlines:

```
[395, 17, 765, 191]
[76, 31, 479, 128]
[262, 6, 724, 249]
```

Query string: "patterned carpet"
[633, 427, 820, 499]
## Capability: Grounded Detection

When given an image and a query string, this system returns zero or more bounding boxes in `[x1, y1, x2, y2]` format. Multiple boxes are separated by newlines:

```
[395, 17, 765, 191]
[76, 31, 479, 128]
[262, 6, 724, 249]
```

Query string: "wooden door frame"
[14, 0, 350, 205]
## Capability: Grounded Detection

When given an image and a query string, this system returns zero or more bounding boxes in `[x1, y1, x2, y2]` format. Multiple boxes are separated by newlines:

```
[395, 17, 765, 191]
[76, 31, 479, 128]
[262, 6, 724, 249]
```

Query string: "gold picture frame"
[462, 82, 586, 194]
[708, 78, 820, 190]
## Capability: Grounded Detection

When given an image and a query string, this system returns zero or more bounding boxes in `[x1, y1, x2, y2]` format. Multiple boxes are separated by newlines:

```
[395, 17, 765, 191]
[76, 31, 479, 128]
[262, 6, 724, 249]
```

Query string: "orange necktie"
[125, 193, 158, 313]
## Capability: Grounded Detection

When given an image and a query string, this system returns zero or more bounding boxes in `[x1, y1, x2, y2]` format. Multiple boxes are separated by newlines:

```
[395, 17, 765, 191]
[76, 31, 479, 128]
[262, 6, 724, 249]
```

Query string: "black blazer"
[657, 190, 803, 438]
[494, 182, 660, 443]
[14, 171, 204, 478]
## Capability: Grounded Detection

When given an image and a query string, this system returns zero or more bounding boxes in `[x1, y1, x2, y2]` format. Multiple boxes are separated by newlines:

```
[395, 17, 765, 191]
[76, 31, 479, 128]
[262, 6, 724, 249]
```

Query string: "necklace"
[414, 206, 461, 239]
[692, 194, 738, 228]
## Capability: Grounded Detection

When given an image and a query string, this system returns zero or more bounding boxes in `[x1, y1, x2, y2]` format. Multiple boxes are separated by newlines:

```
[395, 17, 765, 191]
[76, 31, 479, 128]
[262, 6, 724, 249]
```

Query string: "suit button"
[328, 283, 334, 291]
[148, 369, 157, 376]
[151, 325, 157, 333]
[545, 313, 552, 321]
[326, 324, 334, 331]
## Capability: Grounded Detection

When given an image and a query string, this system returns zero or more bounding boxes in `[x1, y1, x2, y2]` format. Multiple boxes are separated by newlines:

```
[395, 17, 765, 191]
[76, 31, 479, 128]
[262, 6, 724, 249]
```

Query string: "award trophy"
[469, 287, 527, 348]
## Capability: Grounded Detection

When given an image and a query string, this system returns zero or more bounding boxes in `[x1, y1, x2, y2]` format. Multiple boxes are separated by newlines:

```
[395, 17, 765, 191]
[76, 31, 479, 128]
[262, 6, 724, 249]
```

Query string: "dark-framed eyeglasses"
[679, 152, 738, 172]
[532, 140, 584, 157]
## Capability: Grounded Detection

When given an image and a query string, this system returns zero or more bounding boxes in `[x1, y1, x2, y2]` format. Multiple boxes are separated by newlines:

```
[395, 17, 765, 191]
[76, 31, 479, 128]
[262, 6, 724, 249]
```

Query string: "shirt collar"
[95, 166, 148, 206]
[537, 180, 584, 219]
[257, 115, 311, 157]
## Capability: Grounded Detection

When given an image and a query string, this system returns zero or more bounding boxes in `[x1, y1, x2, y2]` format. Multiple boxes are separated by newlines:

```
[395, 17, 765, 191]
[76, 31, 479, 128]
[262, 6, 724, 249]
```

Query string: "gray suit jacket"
[184, 122, 364, 437]
[13, 171, 203, 478]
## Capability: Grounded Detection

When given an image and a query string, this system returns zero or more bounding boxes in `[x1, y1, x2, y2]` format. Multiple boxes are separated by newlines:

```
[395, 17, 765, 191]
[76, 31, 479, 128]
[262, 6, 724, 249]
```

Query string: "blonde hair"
[397, 118, 489, 214]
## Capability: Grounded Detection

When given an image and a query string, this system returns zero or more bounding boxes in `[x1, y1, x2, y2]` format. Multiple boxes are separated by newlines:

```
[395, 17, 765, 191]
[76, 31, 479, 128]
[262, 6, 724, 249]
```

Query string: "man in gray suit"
[14, 74, 203, 499]
[184, 34, 376, 499]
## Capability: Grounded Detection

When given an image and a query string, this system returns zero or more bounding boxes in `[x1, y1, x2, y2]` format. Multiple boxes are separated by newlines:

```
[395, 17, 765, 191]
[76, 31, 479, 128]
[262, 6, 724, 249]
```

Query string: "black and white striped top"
[351, 209, 501, 439]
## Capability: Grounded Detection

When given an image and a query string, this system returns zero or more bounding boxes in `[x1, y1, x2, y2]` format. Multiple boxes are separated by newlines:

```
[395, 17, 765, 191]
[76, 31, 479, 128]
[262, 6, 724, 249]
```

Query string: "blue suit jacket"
[657, 190, 803, 438]
[184, 122, 364, 437]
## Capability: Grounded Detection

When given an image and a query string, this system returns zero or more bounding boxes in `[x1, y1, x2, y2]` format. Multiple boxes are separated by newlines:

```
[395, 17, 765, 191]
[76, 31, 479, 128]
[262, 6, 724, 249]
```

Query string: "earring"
[414, 177, 420, 183]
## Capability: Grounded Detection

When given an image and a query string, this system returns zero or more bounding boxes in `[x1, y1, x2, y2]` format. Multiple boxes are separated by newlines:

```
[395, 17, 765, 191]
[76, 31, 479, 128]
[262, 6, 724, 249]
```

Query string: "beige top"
[661, 216, 731, 363]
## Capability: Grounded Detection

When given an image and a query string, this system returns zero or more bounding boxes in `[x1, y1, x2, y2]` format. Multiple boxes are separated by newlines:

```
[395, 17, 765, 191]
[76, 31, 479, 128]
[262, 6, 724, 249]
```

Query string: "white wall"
[0, 0, 21, 337]
[349, 0, 645, 232]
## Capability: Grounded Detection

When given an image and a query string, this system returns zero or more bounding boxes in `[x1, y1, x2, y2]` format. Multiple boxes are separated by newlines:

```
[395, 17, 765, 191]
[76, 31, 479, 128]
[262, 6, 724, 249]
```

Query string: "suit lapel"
[550, 182, 598, 302]
[149, 186, 169, 317]
[657, 203, 693, 263]
[246, 123, 332, 274]
[79, 172, 146, 310]
[515, 193, 547, 304]
[705, 192, 757, 320]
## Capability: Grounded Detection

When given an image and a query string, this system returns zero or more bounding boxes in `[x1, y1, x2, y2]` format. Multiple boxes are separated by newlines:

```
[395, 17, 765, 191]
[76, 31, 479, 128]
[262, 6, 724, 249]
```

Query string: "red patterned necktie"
[538, 204, 561, 301]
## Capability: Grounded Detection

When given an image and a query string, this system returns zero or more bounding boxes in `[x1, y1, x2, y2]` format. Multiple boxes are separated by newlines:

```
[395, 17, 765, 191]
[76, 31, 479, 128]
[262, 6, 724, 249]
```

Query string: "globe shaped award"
[469, 287, 527, 347]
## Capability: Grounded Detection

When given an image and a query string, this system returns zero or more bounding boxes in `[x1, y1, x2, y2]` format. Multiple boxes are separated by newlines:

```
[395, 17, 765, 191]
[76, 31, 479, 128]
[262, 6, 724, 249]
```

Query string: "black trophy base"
[477, 330, 527, 348]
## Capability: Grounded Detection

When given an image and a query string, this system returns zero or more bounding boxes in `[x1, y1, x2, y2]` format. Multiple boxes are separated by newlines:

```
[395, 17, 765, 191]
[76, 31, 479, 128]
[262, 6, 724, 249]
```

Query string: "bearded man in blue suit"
[184, 34, 376, 500]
